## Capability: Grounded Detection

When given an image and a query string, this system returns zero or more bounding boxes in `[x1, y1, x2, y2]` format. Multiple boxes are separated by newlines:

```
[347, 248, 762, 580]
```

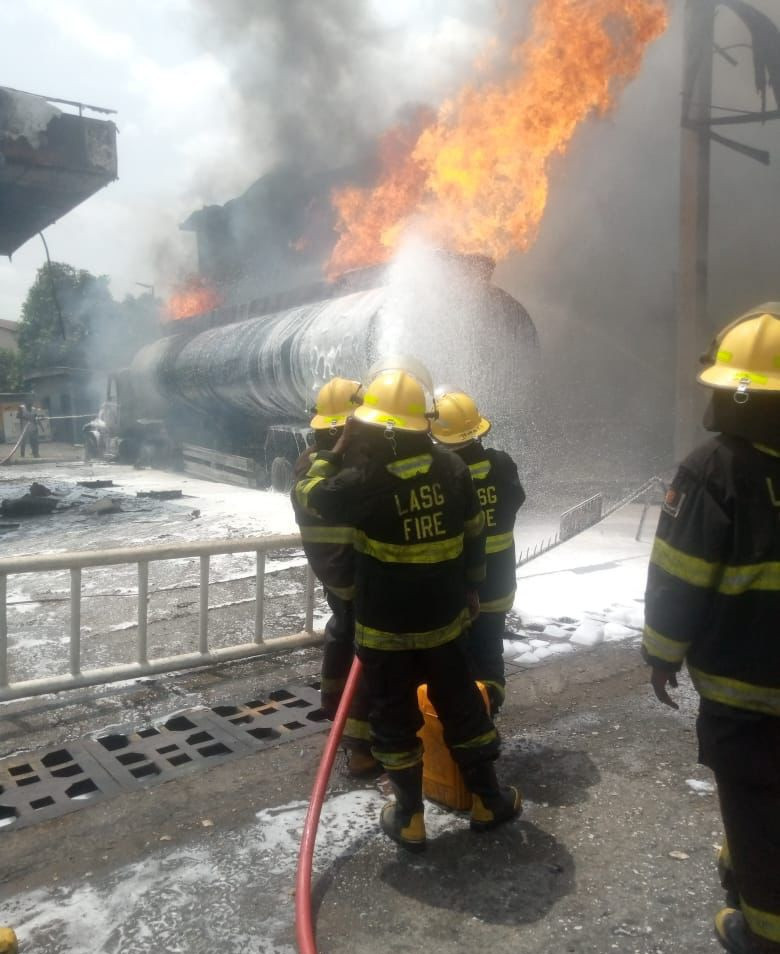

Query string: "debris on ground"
[0, 495, 59, 517]
[136, 490, 183, 500]
[0, 523, 20, 533]
[77, 480, 116, 489]
[29, 482, 54, 497]
[82, 498, 122, 516]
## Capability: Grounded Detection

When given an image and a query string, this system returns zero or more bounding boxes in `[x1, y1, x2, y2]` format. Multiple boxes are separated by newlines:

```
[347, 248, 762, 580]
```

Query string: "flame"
[327, 0, 668, 277]
[164, 275, 222, 321]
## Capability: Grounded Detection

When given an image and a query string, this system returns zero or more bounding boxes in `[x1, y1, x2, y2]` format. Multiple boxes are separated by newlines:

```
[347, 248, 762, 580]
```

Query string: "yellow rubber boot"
[380, 762, 426, 852]
[380, 802, 426, 852]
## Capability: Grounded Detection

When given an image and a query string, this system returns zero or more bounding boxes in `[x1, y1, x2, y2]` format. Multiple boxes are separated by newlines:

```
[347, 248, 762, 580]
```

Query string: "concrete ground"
[1, 458, 728, 953]
[0, 642, 726, 954]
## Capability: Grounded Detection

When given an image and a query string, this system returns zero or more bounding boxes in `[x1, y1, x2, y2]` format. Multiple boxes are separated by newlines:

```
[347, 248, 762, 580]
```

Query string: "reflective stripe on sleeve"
[688, 665, 780, 716]
[295, 475, 325, 511]
[741, 898, 780, 944]
[479, 592, 515, 613]
[650, 537, 723, 588]
[298, 525, 355, 544]
[468, 460, 492, 480]
[485, 531, 514, 554]
[642, 624, 691, 665]
[464, 510, 486, 538]
[308, 457, 338, 477]
[355, 610, 470, 650]
[355, 531, 463, 564]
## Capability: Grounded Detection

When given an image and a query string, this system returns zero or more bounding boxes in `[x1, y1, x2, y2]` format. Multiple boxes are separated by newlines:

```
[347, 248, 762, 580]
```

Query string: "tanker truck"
[85, 250, 539, 491]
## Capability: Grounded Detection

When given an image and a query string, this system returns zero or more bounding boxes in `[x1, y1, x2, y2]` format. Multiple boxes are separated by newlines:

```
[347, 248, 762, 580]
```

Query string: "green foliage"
[0, 347, 21, 392]
[17, 262, 160, 374]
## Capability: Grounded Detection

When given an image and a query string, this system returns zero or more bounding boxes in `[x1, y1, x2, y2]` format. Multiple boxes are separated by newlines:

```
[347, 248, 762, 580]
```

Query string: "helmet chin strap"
[734, 378, 751, 405]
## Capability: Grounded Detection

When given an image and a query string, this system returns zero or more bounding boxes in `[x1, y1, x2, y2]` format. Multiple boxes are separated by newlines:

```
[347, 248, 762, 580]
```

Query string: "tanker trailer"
[110, 251, 539, 491]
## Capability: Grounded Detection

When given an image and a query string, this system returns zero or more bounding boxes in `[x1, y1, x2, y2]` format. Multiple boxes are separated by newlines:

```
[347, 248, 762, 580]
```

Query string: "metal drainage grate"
[0, 742, 122, 831]
[0, 683, 328, 831]
[207, 684, 328, 750]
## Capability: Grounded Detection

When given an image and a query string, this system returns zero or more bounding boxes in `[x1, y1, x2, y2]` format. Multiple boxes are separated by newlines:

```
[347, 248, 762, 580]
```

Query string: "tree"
[0, 348, 21, 392]
[17, 262, 160, 374]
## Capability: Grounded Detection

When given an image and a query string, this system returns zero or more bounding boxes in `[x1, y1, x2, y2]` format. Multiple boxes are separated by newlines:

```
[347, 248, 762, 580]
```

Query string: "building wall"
[0, 320, 19, 352]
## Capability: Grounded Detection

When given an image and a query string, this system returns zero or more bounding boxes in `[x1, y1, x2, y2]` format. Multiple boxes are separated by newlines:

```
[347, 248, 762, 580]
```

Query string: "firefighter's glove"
[332, 415, 359, 457]
[650, 667, 679, 710]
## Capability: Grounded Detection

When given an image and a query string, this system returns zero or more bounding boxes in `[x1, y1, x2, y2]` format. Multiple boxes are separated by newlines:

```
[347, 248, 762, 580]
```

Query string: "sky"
[0, 0, 493, 321]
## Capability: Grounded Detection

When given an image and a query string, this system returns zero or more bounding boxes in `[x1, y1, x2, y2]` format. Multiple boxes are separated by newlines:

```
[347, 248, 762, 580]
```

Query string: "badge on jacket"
[662, 488, 686, 518]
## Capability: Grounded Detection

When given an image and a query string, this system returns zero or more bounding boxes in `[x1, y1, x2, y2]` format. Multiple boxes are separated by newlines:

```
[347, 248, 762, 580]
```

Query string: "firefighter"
[642, 303, 780, 954]
[432, 391, 526, 713]
[295, 367, 521, 851]
[291, 377, 378, 777]
[16, 403, 40, 458]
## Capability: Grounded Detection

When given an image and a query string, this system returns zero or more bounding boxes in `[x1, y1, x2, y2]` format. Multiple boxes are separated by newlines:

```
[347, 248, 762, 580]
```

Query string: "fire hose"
[0, 424, 30, 466]
[295, 655, 363, 954]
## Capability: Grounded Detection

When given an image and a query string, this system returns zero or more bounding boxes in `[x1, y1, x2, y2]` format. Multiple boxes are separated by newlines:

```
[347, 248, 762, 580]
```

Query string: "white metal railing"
[0, 534, 320, 702]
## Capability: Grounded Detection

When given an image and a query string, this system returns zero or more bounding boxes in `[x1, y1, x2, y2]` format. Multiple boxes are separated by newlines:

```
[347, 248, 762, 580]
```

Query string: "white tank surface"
[129, 247, 538, 453]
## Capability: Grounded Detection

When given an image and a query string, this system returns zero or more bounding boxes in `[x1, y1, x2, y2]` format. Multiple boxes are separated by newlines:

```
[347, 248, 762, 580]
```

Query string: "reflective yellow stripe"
[451, 727, 498, 750]
[372, 746, 422, 770]
[650, 538, 723, 588]
[479, 592, 515, 613]
[741, 898, 780, 943]
[466, 563, 486, 584]
[688, 665, 780, 716]
[295, 475, 325, 511]
[464, 510, 485, 538]
[480, 680, 505, 706]
[386, 454, 433, 479]
[298, 525, 354, 544]
[355, 531, 463, 564]
[719, 560, 780, 594]
[308, 457, 338, 477]
[485, 531, 514, 554]
[468, 460, 491, 480]
[754, 442, 780, 458]
[344, 717, 372, 742]
[642, 624, 690, 665]
[355, 610, 470, 650]
[326, 583, 355, 600]
[718, 840, 732, 872]
[320, 676, 346, 692]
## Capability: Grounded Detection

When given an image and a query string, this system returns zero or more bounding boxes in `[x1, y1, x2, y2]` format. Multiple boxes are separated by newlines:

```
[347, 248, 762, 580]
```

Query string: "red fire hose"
[295, 655, 363, 954]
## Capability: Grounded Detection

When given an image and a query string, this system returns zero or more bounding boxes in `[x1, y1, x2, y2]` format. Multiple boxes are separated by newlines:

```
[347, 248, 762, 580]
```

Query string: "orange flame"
[327, 0, 668, 277]
[164, 276, 222, 321]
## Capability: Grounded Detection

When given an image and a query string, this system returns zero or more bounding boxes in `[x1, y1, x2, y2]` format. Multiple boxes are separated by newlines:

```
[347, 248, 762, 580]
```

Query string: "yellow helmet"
[698, 304, 780, 395]
[354, 369, 430, 432]
[309, 377, 363, 429]
[431, 391, 491, 444]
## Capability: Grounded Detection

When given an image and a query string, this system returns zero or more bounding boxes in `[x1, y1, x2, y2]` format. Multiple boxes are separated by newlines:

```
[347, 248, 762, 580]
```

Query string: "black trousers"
[468, 610, 506, 694]
[357, 635, 499, 771]
[319, 590, 371, 749]
[698, 706, 780, 951]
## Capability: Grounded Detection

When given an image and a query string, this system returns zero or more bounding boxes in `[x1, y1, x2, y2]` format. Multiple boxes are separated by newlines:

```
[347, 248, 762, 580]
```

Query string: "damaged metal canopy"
[0, 87, 117, 256]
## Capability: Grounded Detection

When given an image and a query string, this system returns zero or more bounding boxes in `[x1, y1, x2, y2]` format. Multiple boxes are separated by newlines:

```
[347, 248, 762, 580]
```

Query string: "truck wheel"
[270, 456, 294, 493]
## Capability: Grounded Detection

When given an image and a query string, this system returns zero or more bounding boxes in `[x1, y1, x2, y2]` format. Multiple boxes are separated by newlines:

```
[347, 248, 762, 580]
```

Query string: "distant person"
[642, 304, 780, 954]
[290, 377, 378, 777]
[295, 367, 520, 851]
[432, 391, 526, 713]
[16, 404, 39, 458]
